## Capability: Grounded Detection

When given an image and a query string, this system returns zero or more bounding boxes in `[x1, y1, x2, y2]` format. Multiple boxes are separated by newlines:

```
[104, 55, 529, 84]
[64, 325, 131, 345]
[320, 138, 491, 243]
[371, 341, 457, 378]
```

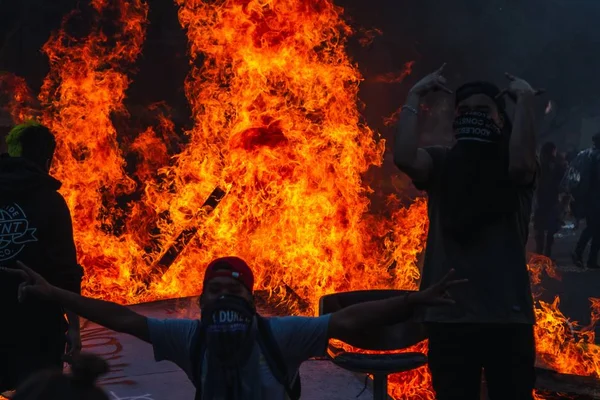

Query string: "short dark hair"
[455, 81, 506, 111]
[6, 122, 56, 169]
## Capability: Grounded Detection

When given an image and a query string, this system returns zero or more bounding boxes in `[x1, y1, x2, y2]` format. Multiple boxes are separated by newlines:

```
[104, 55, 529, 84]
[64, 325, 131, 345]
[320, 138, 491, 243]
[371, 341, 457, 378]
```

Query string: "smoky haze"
[1, 0, 600, 148]
[349, 0, 600, 148]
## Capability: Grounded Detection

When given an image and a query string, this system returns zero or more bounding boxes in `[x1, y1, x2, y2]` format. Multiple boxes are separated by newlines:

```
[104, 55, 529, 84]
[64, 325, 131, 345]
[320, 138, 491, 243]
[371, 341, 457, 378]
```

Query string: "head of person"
[593, 132, 600, 150]
[452, 82, 511, 150]
[199, 256, 255, 308]
[5, 122, 56, 172]
[540, 141, 557, 163]
[12, 353, 109, 400]
[455, 82, 506, 127]
[198, 257, 257, 369]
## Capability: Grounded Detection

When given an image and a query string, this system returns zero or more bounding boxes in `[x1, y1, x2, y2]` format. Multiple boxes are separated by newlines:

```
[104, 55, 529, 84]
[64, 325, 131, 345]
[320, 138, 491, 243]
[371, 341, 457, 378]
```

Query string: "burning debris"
[0, 0, 599, 399]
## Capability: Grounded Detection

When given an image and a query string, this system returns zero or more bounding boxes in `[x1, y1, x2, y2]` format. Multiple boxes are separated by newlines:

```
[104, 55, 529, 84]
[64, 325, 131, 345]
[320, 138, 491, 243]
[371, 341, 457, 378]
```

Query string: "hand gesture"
[409, 63, 452, 96]
[408, 269, 467, 306]
[0, 261, 54, 302]
[497, 73, 544, 100]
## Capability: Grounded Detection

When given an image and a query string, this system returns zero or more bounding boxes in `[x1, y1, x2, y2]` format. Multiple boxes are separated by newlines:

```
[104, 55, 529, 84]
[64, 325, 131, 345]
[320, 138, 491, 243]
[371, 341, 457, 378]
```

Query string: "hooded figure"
[0, 122, 83, 392]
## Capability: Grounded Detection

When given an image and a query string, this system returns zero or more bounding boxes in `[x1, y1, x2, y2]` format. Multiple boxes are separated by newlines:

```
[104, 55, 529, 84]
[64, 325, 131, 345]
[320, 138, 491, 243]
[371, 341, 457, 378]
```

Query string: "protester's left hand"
[408, 269, 467, 306]
[65, 325, 82, 363]
[498, 73, 544, 99]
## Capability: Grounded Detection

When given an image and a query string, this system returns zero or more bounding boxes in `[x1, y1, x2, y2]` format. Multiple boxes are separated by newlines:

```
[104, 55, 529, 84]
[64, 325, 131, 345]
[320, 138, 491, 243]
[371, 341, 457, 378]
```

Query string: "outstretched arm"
[393, 64, 451, 183]
[2, 262, 150, 343]
[327, 270, 466, 343]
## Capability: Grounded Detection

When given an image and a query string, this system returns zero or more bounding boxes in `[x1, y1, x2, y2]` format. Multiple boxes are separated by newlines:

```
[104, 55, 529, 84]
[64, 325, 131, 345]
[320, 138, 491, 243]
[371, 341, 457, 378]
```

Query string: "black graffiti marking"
[81, 326, 135, 386]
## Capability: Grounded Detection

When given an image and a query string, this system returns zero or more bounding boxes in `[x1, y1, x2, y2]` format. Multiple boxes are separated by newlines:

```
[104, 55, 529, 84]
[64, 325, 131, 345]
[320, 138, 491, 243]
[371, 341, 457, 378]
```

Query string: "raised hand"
[408, 269, 467, 306]
[0, 261, 54, 302]
[409, 63, 453, 97]
[497, 73, 544, 100]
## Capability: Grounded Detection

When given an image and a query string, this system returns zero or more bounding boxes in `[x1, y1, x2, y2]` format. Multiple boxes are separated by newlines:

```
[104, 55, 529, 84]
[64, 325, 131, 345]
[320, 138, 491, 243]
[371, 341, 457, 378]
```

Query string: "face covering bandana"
[452, 110, 502, 144]
[202, 294, 256, 367]
[201, 295, 261, 400]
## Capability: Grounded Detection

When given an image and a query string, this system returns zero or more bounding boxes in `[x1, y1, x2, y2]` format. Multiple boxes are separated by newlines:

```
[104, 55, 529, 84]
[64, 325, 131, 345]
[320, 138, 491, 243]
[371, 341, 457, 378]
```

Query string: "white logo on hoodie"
[0, 203, 38, 261]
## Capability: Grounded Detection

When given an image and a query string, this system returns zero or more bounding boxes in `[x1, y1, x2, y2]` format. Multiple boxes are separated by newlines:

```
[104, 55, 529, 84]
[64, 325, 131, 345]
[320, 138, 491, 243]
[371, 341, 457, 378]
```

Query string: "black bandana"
[453, 111, 503, 143]
[201, 295, 259, 400]
[201, 295, 256, 367]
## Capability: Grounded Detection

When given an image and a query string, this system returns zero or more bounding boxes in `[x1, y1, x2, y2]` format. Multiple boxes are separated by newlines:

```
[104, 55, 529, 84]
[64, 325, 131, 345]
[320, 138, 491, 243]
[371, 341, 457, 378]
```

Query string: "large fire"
[1, 0, 599, 398]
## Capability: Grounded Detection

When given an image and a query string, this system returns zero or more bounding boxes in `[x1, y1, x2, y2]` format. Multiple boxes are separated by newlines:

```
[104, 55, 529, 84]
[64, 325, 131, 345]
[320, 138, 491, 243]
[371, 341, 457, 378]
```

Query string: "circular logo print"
[0, 203, 37, 262]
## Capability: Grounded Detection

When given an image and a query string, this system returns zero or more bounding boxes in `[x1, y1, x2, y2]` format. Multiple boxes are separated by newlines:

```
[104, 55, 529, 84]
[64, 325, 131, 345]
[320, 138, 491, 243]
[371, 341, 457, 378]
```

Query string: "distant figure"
[572, 133, 600, 269]
[12, 353, 109, 400]
[534, 142, 566, 258]
[0, 122, 83, 391]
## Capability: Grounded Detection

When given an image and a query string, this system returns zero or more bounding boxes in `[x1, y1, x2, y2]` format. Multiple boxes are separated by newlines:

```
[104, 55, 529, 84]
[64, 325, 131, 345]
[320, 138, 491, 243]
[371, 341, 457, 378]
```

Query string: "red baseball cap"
[203, 256, 254, 293]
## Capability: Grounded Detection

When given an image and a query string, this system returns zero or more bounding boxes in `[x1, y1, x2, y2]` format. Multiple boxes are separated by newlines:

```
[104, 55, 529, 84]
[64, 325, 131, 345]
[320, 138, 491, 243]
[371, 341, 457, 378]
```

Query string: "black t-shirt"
[414, 146, 535, 324]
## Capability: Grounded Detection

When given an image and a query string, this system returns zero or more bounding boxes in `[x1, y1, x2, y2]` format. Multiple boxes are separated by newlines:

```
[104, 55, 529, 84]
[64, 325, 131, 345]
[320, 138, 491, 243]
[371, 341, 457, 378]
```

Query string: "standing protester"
[572, 133, 600, 269]
[0, 123, 83, 392]
[2, 257, 465, 400]
[534, 142, 566, 258]
[394, 65, 539, 400]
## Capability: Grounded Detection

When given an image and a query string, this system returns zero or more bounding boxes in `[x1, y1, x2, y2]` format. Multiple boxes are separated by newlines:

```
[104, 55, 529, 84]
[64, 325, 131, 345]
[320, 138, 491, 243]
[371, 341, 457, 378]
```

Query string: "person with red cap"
[2, 257, 465, 400]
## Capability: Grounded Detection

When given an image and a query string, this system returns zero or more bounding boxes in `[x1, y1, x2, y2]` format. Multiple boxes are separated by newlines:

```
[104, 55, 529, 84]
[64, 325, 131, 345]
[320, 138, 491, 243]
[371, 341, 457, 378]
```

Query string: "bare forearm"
[509, 93, 537, 180]
[393, 92, 421, 168]
[329, 294, 413, 340]
[50, 286, 145, 337]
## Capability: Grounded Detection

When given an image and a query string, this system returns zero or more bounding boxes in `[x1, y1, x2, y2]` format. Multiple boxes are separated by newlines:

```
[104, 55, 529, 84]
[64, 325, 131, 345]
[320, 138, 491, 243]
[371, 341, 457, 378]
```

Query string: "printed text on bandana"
[208, 310, 252, 333]
[453, 111, 502, 143]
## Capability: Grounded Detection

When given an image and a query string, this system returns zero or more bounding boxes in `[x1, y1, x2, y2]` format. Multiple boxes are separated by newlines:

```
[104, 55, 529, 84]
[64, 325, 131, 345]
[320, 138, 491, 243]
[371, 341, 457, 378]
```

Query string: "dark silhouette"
[0, 122, 83, 391]
[534, 142, 566, 258]
[12, 353, 109, 400]
[394, 66, 539, 400]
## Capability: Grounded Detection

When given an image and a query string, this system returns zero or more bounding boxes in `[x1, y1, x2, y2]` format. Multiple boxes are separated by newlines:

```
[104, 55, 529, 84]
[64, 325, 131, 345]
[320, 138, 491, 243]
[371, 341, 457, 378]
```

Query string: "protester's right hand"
[409, 63, 452, 96]
[0, 261, 53, 302]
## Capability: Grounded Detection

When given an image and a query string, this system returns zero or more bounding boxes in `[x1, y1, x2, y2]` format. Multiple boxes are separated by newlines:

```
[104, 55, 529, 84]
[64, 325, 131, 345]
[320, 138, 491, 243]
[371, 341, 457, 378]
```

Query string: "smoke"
[346, 0, 600, 158]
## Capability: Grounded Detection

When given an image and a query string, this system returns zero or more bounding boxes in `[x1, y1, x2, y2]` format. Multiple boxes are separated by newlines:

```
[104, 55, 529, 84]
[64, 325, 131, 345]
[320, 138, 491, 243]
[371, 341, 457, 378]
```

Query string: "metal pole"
[372, 374, 388, 400]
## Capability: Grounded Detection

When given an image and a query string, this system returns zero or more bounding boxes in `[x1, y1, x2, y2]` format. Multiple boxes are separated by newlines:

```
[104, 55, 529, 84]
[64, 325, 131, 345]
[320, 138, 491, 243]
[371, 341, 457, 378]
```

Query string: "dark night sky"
[1, 0, 600, 149]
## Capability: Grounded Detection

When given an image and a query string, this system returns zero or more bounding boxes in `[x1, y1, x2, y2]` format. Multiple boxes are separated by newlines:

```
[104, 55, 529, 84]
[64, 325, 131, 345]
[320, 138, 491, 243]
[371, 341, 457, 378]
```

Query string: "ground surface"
[530, 223, 600, 340]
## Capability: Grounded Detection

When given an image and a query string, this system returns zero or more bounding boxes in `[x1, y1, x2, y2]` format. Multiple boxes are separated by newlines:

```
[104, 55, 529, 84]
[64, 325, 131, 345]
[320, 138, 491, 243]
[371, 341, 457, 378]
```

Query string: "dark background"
[0, 0, 599, 330]
[2, 0, 600, 147]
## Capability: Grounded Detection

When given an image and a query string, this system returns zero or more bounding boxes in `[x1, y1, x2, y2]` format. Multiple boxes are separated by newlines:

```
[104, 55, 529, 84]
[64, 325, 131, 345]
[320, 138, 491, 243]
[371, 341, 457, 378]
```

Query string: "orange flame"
[1, 0, 599, 398]
[372, 61, 415, 83]
[0, 73, 37, 123]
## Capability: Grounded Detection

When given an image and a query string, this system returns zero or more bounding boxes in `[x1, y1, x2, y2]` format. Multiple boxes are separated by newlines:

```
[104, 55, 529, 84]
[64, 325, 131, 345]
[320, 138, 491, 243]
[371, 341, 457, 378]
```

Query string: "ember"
[1, 0, 599, 399]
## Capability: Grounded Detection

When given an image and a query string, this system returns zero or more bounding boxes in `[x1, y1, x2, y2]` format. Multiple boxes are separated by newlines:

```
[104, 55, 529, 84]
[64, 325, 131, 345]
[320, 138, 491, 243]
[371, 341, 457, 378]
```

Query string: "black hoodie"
[0, 156, 83, 346]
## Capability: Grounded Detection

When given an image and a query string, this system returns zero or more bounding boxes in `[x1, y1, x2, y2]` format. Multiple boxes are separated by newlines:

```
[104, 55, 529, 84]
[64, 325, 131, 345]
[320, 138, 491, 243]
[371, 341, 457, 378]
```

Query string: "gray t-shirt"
[147, 314, 331, 399]
[415, 146, 535, 324]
